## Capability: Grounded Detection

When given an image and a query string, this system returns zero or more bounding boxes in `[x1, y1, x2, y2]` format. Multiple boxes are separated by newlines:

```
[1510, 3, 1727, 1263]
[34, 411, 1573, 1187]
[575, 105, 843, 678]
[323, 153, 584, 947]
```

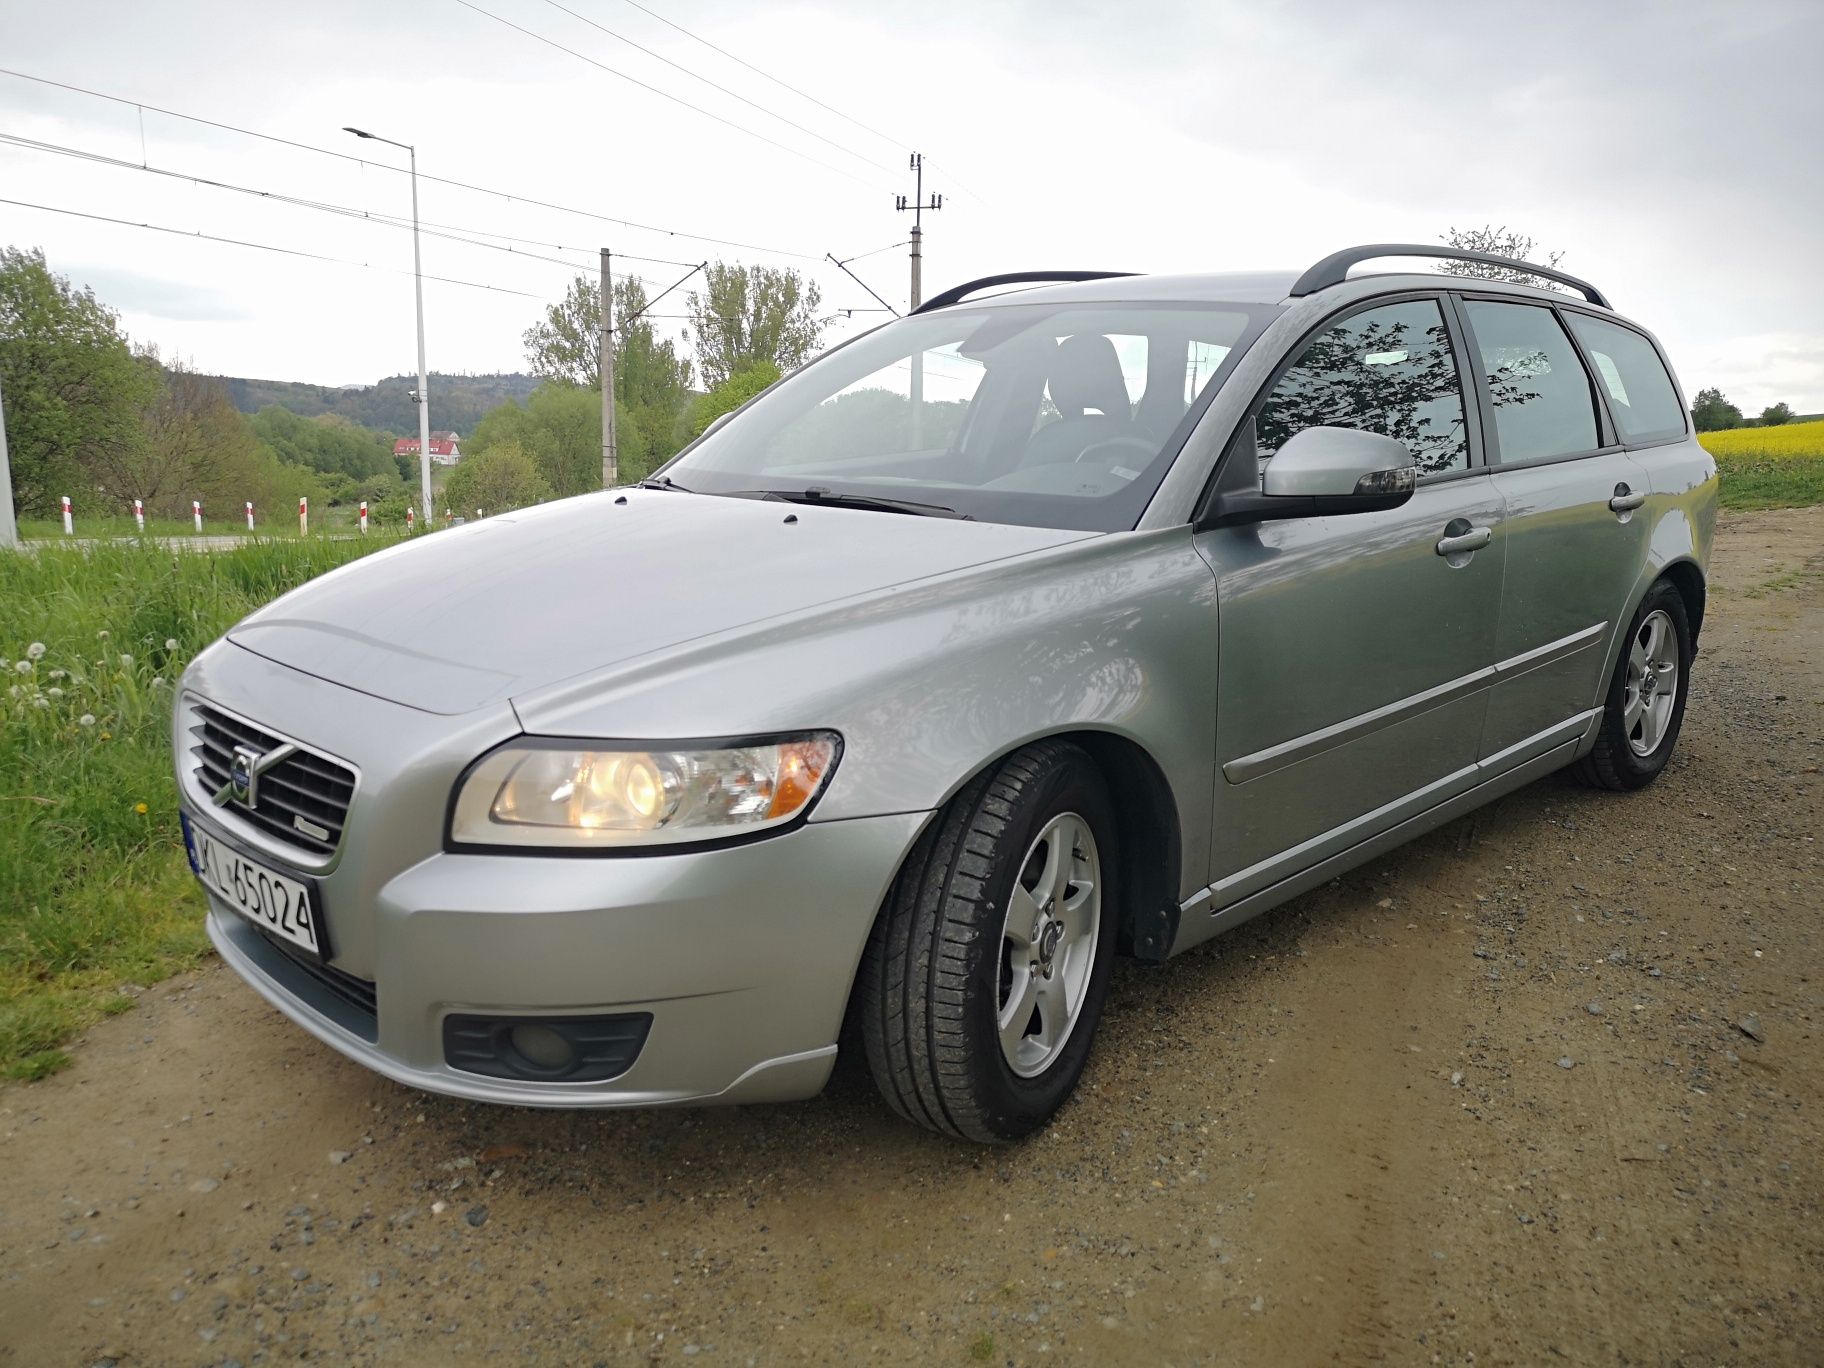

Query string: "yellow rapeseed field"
[1698, 417, 1824, 459]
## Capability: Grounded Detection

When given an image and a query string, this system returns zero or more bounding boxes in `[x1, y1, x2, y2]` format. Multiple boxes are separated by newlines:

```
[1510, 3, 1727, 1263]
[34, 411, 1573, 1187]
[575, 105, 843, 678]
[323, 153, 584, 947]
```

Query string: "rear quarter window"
[1565, 314, 1687, 444]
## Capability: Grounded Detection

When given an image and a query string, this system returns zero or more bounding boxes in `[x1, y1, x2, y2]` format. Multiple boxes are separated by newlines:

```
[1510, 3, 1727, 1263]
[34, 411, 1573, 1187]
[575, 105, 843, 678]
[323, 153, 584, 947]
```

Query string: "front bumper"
[177, 638, 928, 1109]
[198, 807, 927, 1107]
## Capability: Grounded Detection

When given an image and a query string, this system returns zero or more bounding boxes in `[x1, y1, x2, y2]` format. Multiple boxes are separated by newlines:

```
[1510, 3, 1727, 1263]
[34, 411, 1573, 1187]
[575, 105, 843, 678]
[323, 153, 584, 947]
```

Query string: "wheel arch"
[1659, 557, 1707, 647]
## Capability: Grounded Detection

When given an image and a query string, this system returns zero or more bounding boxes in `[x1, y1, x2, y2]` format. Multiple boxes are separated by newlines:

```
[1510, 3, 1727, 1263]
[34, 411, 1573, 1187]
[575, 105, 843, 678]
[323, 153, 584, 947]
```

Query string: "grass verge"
[1703, 418, 1824, 510]
[1, 536, 400, 1079]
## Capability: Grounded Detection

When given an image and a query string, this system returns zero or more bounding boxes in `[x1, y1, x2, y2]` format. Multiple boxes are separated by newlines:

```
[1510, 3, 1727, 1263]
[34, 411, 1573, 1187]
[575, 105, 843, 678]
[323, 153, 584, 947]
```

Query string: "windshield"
[661, 300, 1272, 531]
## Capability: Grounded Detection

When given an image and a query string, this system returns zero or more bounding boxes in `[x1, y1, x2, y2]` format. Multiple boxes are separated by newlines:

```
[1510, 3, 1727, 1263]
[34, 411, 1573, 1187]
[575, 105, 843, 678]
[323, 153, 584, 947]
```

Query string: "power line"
[542, 0, 892, 177]
[610, 0, 991, 204]
[1, 196, 548, 299]
[0, 131, 684, 288]
[453, 1, 887, 191]
[0, 65, 821, 261]
[615, 0, 904, 150]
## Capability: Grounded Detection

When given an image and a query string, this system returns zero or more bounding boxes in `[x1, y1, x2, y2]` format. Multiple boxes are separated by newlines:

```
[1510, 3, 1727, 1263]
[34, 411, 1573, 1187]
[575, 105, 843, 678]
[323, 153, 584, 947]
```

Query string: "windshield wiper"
[727, 487, 971, 519]
[636, 475, 693, 492]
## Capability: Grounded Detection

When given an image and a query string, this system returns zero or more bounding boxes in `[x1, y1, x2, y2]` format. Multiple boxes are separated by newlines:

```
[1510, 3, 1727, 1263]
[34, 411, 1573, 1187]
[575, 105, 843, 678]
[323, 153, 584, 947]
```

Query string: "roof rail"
[913, 270, 1137, 315]
[1289, 244, 1610, 309]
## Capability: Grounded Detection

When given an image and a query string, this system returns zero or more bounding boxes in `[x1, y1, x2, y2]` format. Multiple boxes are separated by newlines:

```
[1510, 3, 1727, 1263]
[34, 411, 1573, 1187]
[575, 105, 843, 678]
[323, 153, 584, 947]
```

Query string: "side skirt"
[1171, 715, 1596, 956]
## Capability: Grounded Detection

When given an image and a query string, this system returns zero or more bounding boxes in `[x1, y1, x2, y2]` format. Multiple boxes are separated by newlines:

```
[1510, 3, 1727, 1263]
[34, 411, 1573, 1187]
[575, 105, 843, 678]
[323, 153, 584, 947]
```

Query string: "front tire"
[858, 741, 1118, 1143]
[1577, 579, 1693, 791]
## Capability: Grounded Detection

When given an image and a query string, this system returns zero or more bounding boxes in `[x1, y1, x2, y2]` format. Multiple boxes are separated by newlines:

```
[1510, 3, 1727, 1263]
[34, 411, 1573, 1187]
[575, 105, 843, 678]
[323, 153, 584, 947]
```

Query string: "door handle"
[1609, 485, 1647, 513]
[1436, 525, 1492, 557]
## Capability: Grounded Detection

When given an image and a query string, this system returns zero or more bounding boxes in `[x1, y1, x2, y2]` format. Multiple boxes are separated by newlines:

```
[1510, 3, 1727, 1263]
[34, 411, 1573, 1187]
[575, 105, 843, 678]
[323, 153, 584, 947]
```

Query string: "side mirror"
[1198, 424, 1416, 529]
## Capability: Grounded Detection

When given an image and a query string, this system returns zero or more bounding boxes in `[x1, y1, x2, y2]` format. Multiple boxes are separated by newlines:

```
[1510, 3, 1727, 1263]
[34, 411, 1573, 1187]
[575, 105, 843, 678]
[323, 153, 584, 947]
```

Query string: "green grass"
[0, 536, 402, 1079]
[1715, 454, 1824, 511]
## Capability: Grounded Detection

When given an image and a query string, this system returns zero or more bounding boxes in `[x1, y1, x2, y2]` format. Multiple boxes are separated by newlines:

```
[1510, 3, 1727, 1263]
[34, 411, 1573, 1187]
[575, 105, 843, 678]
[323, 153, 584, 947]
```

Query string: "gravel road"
[3, 508, 1819, 1367]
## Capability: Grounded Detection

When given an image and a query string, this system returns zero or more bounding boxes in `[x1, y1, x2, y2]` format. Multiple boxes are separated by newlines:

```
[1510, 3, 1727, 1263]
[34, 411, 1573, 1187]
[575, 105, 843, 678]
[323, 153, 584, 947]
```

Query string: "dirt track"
[3, 508, 1820, 1367]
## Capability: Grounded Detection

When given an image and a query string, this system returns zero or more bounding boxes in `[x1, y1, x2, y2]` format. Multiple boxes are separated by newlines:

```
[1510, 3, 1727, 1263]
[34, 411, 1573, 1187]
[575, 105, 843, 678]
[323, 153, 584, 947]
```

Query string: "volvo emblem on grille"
[215, 740, 297, 810]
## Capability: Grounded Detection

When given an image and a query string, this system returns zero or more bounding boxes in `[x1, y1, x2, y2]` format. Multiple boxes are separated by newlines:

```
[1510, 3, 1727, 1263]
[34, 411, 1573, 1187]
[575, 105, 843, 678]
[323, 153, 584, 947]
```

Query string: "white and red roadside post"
[61, 496, 73, 535]
[444, 506, 452, 524]
[359, 500, 369, 535]
[192, 500, 202, 533]
[133, 498, 144, 533]
[245, 500, 255, 531]
[406, 505, 415, 533]
[298, 497, 308, 536]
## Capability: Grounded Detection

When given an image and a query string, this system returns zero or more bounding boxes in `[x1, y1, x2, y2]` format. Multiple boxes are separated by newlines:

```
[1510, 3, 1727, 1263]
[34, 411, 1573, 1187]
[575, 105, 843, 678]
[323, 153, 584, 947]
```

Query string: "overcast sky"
[3, 0, 1820, 413]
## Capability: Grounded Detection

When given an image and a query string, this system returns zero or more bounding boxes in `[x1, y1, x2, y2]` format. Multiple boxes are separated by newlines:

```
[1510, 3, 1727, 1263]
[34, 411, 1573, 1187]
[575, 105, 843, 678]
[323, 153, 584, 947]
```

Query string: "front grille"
[190, 702, 357, 857]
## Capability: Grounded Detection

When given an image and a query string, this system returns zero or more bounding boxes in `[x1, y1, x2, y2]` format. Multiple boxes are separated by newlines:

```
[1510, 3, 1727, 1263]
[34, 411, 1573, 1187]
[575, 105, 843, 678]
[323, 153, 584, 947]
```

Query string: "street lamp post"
[344, 126, 433, 525]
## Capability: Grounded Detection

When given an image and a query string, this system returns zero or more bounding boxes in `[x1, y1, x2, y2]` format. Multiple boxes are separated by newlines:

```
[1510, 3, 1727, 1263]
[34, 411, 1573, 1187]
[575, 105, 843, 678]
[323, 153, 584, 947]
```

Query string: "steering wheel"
[1074, 434, 1157, 469]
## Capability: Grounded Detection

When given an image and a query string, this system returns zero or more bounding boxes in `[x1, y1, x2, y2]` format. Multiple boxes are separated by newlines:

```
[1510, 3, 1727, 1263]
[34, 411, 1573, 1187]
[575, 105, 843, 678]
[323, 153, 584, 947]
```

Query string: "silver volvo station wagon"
[175, 244, 1716, 1142]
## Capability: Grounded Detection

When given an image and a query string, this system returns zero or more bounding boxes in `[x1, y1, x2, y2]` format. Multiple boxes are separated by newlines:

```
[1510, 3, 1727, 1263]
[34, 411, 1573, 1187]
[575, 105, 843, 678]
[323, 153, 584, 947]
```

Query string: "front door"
[1197, 295, 1505, 906]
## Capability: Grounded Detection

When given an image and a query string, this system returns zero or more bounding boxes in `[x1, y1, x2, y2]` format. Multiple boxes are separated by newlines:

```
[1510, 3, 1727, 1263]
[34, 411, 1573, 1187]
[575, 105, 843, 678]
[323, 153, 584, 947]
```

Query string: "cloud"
[67, 264, 250, 322]
[1685, 332, 1824, 415]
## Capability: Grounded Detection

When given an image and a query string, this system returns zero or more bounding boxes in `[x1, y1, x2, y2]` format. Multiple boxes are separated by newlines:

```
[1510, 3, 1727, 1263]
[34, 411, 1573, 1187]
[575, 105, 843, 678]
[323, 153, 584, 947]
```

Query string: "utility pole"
[0, 372, 16, 549]
[896, 153, 942, 446]
[600, 247, 618, 488]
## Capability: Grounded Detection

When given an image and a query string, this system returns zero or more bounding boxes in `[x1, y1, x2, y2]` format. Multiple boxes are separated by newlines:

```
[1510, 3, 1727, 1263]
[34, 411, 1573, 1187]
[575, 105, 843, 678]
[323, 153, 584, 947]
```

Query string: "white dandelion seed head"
[47, 687, 64, 698]
[13, 660, 32, 674]
[78, 713, 96, 726]
[164, 638, 178, 651]
[97, 629, 109, 639]
[48, 669, 66, 680]
[151, 676, 167, 688]
[33, 696, 49, 709]
[119, 653, 134, 666]
[27, 642, 45, 659]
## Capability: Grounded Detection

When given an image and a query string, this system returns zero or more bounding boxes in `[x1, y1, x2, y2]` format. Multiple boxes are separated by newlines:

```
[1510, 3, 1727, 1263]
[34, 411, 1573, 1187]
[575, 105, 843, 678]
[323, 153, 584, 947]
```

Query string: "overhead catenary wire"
[0, 196, 549, 299]
[0, 131, 686, 287]
[541, 0, 894, 178]
[0, 66, 822, 261]
[452, 0, 890, 192]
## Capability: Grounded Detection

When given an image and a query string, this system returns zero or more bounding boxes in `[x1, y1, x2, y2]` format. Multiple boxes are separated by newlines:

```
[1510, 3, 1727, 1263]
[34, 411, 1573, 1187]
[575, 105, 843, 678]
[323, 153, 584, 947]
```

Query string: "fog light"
[508, 1023, 575, 1072]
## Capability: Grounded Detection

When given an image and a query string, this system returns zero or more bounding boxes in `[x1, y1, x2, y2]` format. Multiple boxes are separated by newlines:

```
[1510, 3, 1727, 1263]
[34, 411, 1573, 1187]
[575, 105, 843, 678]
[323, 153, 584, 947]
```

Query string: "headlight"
[448, 733, 841, 850]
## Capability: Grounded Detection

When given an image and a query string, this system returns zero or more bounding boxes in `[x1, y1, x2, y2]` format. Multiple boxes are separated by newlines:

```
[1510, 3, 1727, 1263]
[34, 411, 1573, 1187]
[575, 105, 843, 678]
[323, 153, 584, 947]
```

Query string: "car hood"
[228, 490, 1094, 714]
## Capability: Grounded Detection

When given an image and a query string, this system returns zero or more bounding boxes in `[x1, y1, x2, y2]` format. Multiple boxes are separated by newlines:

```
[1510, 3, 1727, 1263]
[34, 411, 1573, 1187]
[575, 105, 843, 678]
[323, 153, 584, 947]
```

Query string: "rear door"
[1452, 296, 1653, 764]
[1198, 295, 1506, 904]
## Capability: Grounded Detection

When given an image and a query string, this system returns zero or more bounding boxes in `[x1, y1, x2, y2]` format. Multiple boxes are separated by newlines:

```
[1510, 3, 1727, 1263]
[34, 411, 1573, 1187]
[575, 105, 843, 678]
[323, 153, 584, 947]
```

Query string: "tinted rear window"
[1565, 314, 1687, 444]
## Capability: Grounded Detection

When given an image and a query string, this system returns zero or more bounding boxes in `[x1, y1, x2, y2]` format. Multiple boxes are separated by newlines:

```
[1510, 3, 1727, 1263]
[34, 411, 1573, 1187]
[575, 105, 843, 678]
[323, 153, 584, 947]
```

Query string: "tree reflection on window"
[1257, 301, 1469, 474]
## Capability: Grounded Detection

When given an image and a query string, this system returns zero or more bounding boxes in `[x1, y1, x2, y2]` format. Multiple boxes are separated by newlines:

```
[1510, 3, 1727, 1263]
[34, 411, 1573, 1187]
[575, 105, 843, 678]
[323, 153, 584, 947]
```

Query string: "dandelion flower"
[135, 802, 149, 815]
[6, 685, 19, 699]
[46, 687, 63, 698]
[97, 629, 109, 639]
[151, 676, 167, 688]
[78, 713, 95, 726]
[119, 653, 134, 666]
[100, 731, 112, 741]
[33, 696, 49, 709]
[13, 660, 31, 674]
[27, 642, 45, 660]
[164, 638, 178, 651]
[48, 669, 65, 680]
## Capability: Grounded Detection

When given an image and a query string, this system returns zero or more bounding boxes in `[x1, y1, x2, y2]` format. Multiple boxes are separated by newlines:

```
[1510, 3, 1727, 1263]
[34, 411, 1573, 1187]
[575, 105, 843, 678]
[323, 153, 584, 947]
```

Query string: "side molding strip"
[1221, 623, 1605, 784]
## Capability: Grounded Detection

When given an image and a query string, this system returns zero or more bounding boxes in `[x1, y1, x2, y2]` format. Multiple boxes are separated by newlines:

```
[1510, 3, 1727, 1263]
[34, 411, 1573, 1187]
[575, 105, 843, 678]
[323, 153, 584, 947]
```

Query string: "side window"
[1462, 301, 1600, 463]
[1564, 314, 1686, 444]
[1256, 299, 1469, 475]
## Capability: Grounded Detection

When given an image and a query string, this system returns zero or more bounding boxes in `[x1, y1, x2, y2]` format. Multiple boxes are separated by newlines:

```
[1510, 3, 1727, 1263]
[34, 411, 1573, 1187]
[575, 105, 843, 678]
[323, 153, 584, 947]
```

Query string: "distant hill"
[210, 372, 543, 436]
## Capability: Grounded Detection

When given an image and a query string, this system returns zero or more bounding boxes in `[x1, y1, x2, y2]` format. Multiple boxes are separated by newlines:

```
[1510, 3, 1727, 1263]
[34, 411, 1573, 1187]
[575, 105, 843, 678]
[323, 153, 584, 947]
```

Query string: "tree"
[1438, 226, 1567, 289]
[0, 246, 159, 515]
[248, 405, 397, 480]
[467, 382, 602, 496]
[685, 361, 782, 441]
[523, 274, 603, 388]
[1759, 401, 1795, 427]
[686, 263, 823, 390]
[1690, 387, 1743, 432]
[443, 439, 552, 515]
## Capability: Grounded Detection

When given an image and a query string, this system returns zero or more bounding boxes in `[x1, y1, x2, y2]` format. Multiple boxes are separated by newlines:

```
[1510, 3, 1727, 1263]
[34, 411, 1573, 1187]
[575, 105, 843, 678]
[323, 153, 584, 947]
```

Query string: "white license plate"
[187, 819, 320, 955]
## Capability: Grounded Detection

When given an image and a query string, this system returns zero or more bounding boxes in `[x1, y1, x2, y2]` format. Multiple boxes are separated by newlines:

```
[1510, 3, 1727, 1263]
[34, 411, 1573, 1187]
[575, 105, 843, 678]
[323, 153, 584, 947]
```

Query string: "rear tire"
[858, 741, 1118, 1143]
[1577, 579, 1693, 791]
